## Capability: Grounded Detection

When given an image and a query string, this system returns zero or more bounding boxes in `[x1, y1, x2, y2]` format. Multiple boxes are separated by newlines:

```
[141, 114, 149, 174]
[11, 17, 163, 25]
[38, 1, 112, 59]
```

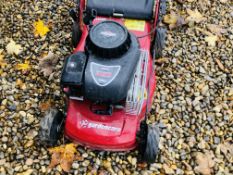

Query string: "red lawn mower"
[39, 0, 167, 163]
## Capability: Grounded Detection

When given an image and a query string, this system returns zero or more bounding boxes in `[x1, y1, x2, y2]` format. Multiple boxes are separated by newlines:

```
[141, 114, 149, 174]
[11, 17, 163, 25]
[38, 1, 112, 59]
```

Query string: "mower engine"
[61, 21, 141, 109]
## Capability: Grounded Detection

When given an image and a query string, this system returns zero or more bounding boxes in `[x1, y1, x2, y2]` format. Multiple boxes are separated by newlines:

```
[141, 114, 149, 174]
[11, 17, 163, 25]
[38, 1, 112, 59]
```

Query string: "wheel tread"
[39, 108, 64, 146]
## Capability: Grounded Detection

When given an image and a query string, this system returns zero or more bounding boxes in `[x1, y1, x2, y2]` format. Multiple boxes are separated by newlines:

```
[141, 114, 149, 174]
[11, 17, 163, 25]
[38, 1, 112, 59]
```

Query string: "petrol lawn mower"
[39, 0, 167, 163]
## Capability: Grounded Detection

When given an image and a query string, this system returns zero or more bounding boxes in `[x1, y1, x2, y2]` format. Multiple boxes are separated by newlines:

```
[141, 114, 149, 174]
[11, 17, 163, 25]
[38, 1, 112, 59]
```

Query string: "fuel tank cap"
[87, 21, 131, 58]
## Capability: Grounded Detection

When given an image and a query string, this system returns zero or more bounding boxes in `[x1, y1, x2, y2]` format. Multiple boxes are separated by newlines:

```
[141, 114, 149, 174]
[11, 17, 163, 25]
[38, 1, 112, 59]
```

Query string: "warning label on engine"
[124, 19, 145, 31]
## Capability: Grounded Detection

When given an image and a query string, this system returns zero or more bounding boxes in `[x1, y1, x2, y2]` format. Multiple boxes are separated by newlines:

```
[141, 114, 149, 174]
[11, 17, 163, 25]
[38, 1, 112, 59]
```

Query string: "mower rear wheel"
[153, 27, 167, 59]
[158, 0, 167, 23]
[72, 22, 82, 48]
[137, 122, 160, 163]
[39, 108, 64, 146]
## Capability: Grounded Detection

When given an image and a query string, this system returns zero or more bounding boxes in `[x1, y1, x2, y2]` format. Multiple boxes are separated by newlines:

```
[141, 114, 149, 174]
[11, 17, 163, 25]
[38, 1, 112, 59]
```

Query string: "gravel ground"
[0, 0, 232, 175]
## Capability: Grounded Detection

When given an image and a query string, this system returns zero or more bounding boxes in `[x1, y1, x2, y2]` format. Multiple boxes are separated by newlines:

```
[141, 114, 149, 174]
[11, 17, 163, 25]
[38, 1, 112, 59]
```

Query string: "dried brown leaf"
[60, 159, 73, 172]
[39, 51, 59, 76]
[48, 143, 78, 172]
[39, 100, 52, 112]
[194, 151, 215, 175]
[207, 24, 226, 36]
[49, 152, 61, 168]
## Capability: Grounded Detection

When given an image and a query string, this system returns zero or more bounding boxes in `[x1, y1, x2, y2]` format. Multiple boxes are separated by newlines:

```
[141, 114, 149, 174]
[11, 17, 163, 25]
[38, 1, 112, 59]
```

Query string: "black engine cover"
[86, 21, 131, 58]
[61, 52, 87, 86]
[84, 33, 140, 103]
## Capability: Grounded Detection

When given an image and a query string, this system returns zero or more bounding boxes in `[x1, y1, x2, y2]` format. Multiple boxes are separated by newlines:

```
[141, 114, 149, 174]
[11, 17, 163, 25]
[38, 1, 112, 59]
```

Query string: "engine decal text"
[79, 120, 121, 132]
[90, 62, 121, 86]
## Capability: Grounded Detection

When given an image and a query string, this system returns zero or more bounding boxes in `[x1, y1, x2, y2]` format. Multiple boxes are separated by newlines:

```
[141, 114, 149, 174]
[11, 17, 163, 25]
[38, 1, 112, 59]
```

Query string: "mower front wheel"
[72, 22, 82, 48]
[137, 122, 160, 163]
[39, 108, 64, 146]
[153, 27, 167, 59]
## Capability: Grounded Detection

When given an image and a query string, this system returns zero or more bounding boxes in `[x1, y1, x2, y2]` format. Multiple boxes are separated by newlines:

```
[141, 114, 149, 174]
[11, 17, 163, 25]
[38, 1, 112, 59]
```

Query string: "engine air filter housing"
[87, 21, 131, 58]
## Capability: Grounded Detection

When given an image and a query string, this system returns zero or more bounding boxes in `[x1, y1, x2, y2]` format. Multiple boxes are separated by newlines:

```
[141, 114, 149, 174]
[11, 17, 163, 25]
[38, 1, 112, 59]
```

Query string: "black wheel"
[158, 0, 167, 23]
[151, 0, 167, 59]
[153, 27, 167, 59]
[137, 122, 160, 163]
[39, 108, 64, 146]
[72, 22, 82, 48]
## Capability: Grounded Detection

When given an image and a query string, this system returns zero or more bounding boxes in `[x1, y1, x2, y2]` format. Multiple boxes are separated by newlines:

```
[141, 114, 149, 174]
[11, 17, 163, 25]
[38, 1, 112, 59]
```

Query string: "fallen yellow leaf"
[48, 143, 78, 172]
[164, 12, 186, 29]
[195, 27, 220, 48]
[6, 39, 23, 55]
[164, 14, 178, 25]
[186, 9, 206, 23]
[205, 35, 218, 47]
[16, 79, 27, 90]
[0, 52, 7, 68]
[34, 19, 50, 37]
[15, 60, 31, 71]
